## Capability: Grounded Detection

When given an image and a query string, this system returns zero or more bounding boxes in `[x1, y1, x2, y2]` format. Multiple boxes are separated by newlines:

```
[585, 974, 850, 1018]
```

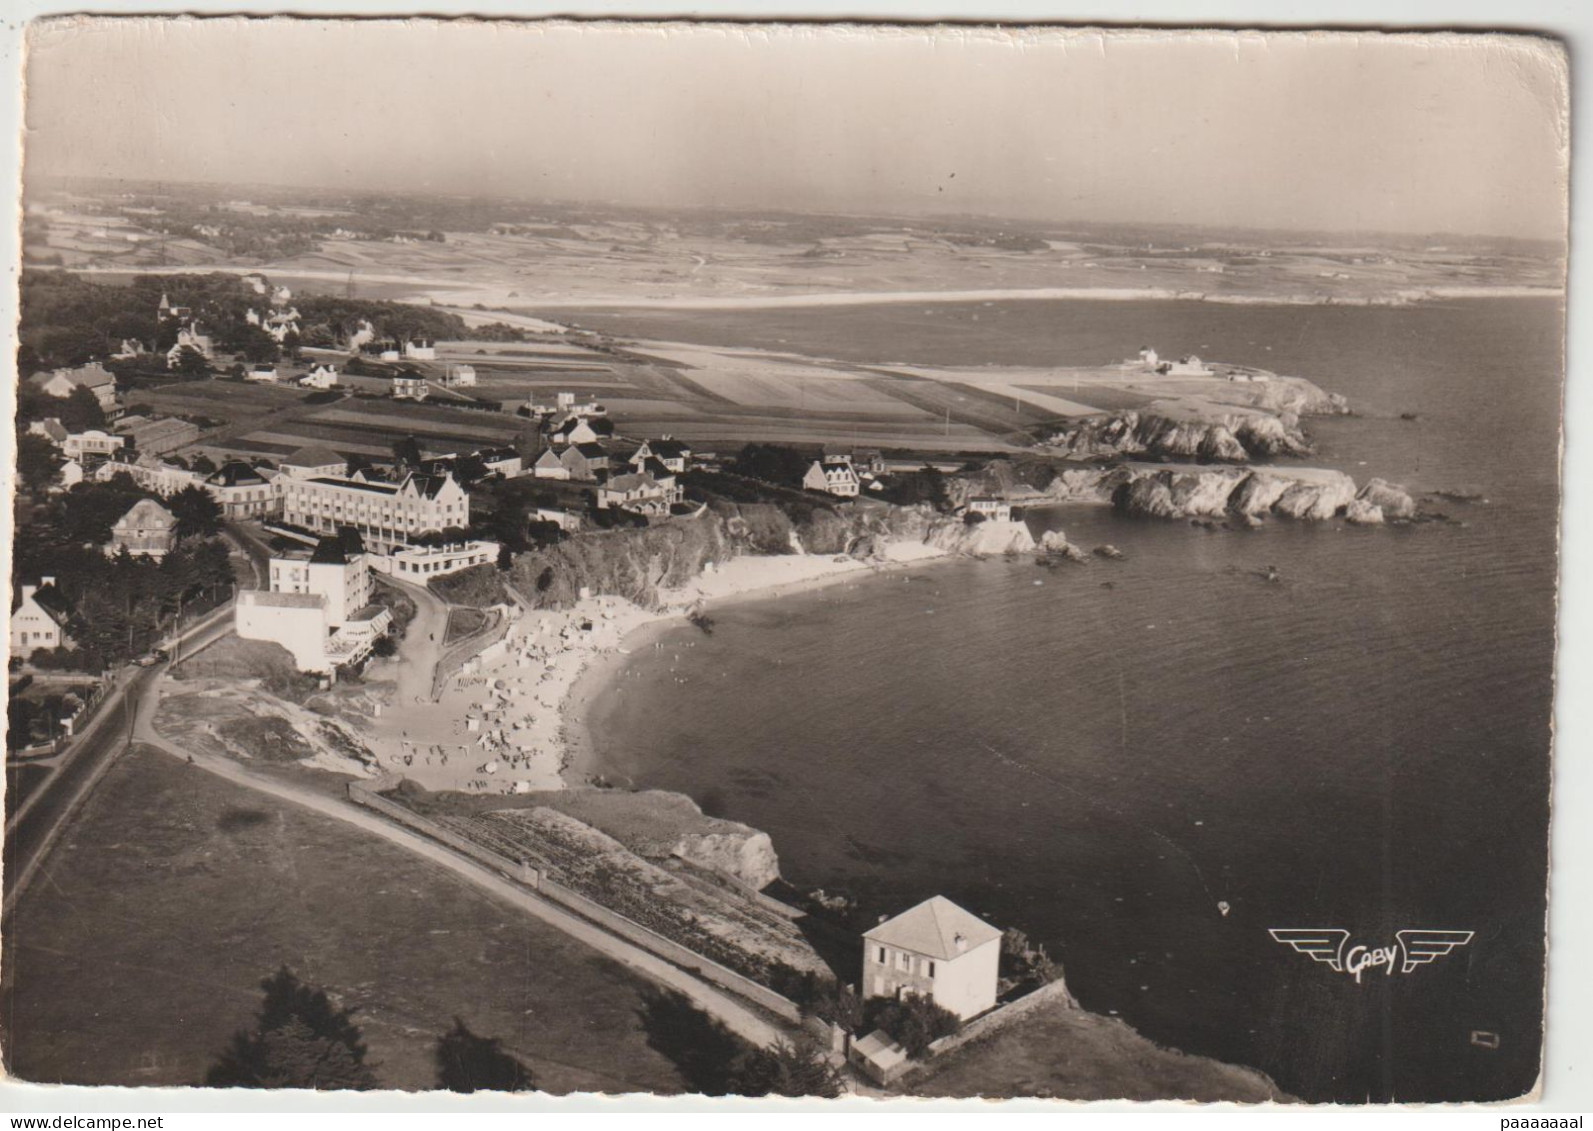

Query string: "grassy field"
[0, 745, 691, 1094]
[904, 994, 1288, 1103]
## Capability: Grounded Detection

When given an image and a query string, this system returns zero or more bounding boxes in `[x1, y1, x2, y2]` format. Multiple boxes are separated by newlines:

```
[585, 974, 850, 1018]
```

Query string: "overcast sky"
[22, 19, 1569, 239]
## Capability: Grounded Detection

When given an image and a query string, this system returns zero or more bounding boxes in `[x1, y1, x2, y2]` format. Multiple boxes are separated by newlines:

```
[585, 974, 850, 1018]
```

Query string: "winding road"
[126, 666, 786, 1050]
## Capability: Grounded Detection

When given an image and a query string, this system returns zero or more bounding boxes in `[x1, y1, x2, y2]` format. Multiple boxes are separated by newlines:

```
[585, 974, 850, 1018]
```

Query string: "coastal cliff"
[504, 500, 1019, 611]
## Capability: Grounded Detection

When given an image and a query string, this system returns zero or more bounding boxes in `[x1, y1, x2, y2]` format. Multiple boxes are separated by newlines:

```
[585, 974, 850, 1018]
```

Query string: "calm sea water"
[581, 297, 1562, 1102]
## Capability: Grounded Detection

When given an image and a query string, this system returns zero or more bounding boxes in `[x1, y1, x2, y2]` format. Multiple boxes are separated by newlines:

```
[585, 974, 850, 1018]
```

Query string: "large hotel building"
[279, 471, 469, 553]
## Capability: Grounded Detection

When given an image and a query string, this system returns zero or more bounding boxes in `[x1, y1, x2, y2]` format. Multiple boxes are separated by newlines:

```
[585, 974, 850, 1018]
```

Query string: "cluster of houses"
[1125, 346, 1219, 378]
[531, 434, 690, 517]
[8, 498, 183, 661]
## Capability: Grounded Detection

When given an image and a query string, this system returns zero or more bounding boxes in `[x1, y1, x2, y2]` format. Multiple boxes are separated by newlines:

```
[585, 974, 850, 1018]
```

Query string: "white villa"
[301, 364, 340, 390]
[166, 325, 215, 367]
[403, 339, 437, 361]
[862, 895, 1002, 1022]
[440, 364, 476, 388]
[629, 437, 692, 474]
[392, 372, 429, 400]
[966, 497, 1014, 522]
[10, 578, 73, 658]
[803, 456, 861, 498]
[596, 471, 675, 516]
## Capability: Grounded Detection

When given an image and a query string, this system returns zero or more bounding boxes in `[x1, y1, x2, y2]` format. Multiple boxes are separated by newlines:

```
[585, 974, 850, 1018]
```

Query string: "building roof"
[863, 895, 1002, 960]
[310, 475, 399, 496]
[646, 438, 691, 458]
[637, 457, 676, 481]
[244, 590, 326, 610]
[114, 497, 177, 530]
[409, 473, 455, 500]
[31, 419, 69, 443]
[604, 472, 663, 494]
[207, 461, 268, 488]
[851, 1031, 909, 1069]
[17, 581, 73, 624]
[310, 527, 366, 565]
[30, 363, 115, 391]
[534, 449, 565, 468]
[284, 445, 346, 469]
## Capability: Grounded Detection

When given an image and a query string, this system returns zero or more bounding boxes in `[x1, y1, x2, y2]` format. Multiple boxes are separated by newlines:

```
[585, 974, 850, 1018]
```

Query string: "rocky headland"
[1046, 462, 1418, 524]
[1040, 373, 1349, 463]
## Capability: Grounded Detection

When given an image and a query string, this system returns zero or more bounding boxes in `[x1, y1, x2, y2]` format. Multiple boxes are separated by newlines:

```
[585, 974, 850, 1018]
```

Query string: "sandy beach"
[362, 543, 953, 796]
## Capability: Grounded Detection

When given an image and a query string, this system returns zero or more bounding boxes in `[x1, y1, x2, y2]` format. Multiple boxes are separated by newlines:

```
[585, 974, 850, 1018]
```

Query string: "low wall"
[346, 782, 802, 1024]
[917, 977, 1077, 1066]
[430, 607, 511, 700]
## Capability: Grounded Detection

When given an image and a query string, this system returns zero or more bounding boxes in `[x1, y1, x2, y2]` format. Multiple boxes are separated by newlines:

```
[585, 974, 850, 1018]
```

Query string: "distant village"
[12, 283, 1031, 688]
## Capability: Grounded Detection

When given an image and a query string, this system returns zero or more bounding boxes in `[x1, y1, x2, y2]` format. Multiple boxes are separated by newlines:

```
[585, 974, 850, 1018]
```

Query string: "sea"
[575, 296, 1562, 1103]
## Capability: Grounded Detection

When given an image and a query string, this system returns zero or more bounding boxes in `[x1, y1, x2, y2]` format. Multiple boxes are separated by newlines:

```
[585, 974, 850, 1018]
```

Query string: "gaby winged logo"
[1268, 929, 1474, 984]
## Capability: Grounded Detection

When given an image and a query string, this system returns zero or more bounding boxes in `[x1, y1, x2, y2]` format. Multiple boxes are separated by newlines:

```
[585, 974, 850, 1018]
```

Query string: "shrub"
[864, 995, 961, 1058]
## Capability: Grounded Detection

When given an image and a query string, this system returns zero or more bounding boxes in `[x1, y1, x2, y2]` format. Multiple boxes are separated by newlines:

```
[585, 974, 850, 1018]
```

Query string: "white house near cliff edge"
[862, 895, 1002, 1021]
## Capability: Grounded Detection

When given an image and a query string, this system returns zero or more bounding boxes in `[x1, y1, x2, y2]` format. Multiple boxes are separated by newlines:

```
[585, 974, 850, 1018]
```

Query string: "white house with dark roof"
[803, 456, 861, 498]
[10, 578, 74, 657]
[549, 416, 600, 447]
[862, 895, 1003, 1021]
[559, 442, 609, 482]
[629, 437, 692, 474]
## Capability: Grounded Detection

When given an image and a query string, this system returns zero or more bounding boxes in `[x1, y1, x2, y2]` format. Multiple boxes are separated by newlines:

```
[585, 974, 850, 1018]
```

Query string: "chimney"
[954, 932, 968, 954]
[40, 576, 56, 589]
[21, 584, 37, 602]
[877, 914, 889, 925]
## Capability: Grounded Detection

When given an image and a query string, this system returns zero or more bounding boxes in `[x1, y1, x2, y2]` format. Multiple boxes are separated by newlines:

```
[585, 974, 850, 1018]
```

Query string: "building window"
[876, 946, 887, 965]
[927, 960, 935, 978]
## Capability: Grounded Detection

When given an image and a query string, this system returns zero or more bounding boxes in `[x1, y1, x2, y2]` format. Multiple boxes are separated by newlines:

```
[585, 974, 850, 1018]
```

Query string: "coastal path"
[127, 671, 791, 1052]
[374, 573, 448, 708]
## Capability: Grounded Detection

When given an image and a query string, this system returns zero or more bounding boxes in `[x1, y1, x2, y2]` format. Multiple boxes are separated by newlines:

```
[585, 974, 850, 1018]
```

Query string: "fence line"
[346, 781, 802, 1023]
